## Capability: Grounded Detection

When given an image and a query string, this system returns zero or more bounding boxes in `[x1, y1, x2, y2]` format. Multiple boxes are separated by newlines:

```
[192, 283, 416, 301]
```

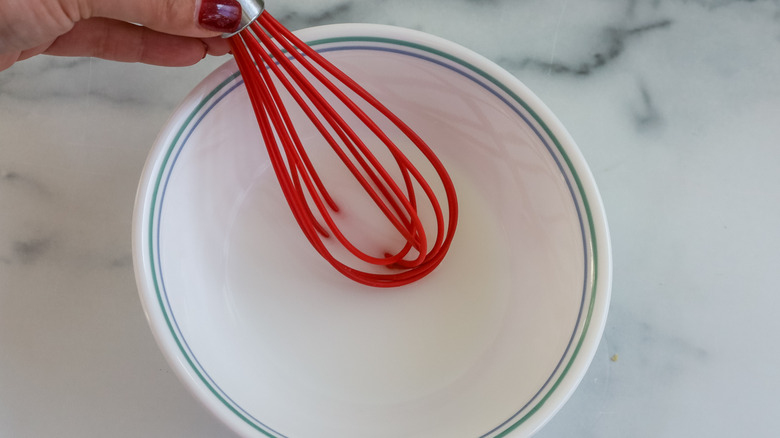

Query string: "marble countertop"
[2, 0, 779, 436]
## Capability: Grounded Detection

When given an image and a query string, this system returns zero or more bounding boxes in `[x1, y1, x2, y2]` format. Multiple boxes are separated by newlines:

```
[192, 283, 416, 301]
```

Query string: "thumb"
[84, 0, 244, 37]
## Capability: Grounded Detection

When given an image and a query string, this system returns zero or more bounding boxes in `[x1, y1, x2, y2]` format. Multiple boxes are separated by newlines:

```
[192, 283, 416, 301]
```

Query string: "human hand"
[0, 0, 244, 72]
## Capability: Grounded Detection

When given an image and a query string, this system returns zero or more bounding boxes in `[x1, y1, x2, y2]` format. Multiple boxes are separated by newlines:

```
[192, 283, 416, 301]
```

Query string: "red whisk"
[224, 1, 457, 287]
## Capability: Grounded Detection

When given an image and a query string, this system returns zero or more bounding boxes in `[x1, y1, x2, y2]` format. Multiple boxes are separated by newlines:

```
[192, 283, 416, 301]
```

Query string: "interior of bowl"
[133, 23, 611, 438]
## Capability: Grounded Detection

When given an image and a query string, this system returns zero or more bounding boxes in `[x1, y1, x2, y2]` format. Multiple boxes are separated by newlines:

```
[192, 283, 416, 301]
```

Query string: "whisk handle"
[222, 0, 265, 37]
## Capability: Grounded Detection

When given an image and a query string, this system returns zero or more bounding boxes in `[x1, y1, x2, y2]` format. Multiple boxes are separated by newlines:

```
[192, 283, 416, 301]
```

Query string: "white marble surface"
[2, 0, 779, 436]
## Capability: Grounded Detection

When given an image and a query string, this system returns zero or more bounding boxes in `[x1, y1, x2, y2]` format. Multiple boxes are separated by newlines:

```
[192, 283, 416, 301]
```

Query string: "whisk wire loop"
[252, 21, 427, 249]
[238, 34, 338, 240]
[261, 18, 435, 233]
[231, 39, 329, 246]
[228, 11, 458, 287]
[246, 25, 425, 267]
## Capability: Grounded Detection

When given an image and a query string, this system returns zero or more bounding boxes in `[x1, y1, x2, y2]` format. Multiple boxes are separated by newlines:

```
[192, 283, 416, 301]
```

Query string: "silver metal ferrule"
[222, 0, 265, 38]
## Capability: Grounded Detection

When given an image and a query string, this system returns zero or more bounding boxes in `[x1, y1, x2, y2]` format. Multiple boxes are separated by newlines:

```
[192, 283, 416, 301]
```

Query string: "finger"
[44, 18, 231, 66]
[0, 53, 21, 72]
[82, 0, 243, 37]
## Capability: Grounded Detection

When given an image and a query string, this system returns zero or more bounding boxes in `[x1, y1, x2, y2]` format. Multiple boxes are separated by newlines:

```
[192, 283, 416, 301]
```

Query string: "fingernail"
[199, 0, 242, 33]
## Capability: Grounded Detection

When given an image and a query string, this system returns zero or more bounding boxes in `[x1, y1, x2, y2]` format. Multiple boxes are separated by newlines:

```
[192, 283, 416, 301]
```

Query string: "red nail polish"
[199, 0, 242, 33]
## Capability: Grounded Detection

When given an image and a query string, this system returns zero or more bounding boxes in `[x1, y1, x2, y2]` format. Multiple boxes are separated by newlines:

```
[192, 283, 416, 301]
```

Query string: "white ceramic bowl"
[133, 23, 611, 438]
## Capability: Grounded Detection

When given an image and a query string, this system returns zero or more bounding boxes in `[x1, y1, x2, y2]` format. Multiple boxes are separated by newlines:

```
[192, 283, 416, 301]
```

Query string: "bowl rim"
[132, 22, 612, 438]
